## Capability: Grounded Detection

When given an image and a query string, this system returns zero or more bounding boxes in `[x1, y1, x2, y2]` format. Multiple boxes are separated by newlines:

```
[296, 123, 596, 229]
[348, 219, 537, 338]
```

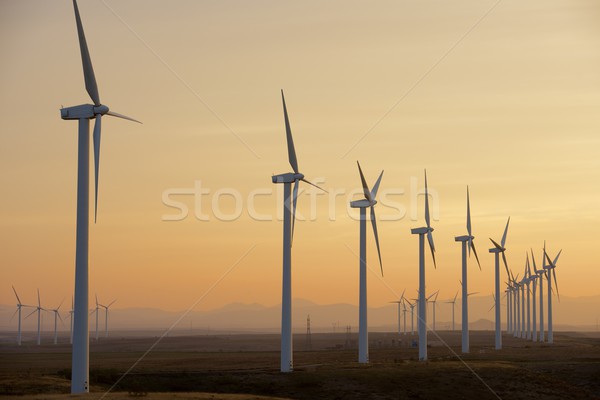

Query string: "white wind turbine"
[489, 217, 510, 350]
[544, 248, 562, 344]
[94, 295, 100, 341]
[406, 299, 416, 335]
[428, 290, 440, 332]
[99, 299, 116, 338]
[49, 300, 64, 345]
[529, 249, 540, 342]
[446, 292, 458, 332]
[513, 273, 521, 338]
[272, 90, 324, 373]
[351, 161, 384, 363]
[401, 299, 408, 335]
[536, 242, 548, 342]
[25, 289, 44, 345]
[61, 0, 141, 393]
[411, 170, 437, 361]
[390, 289, 406, 336]
[11, 286, 31, 346]
[524, 255, 533, 340]
[505, 278, 513, 335]
[455, 187, 481, 352]
[69, 297, 74, 345]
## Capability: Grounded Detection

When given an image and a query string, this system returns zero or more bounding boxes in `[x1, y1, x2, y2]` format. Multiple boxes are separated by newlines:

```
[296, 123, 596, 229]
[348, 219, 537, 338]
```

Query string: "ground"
[1, 331, 599, 399]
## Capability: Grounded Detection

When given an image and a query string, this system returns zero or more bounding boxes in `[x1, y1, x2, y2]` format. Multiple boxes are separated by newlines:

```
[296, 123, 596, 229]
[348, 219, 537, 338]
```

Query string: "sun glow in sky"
[1, 0, 599, 316]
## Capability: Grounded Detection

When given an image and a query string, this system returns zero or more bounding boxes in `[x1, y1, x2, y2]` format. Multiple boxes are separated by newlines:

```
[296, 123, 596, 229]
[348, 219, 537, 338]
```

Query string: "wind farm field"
[1, 331, 599, 400]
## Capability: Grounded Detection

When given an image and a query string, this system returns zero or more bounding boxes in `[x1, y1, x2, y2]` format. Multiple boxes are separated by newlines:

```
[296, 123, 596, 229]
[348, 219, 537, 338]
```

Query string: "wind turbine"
[519, 268, 527, 339]
[536, 242, 548, 342]
[524, 255, 533, 340]
[489, 217, 510, 350]
[390, 289, 406, 336]
[544, 248, 562, 344]
[272, 90, 324, 372]
[401, 299, 408, 335]
[62, 0, 141, 393]
[505, 278, 513, 335]
[406, 299, 416, 335]
[11, 286, 31, 346]
[513, 273, 520, 338]
[25, 289, 44, 345]
[49, 300, 64, 345]
[411, 170, 437, 361]
[446, 292, 459, 332]
[99, 299, 116, 338]
[455, 187, 481, 352]
[428, 290, 440, 332]
[69, 297, 74, 345]
[94, 295, 100, 341]
[351, 161, 384, 363]
[530, 249, 539, 342]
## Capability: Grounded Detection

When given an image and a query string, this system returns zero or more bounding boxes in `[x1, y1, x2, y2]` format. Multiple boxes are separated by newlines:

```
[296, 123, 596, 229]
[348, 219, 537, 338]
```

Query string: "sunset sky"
[1, 0, 599, 319]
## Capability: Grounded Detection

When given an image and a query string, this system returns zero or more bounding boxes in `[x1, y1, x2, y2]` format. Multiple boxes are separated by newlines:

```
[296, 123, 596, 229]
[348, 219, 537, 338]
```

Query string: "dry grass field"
[1, 330, 599, 399]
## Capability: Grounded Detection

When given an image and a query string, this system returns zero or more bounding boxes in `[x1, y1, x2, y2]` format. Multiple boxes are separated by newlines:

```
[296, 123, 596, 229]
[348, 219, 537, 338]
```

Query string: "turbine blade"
[501, 216, 510, 248]
[471, 240, 481, 270]
[12, 285, 22, 305]
[370, 170, 384, 200]
[37, 289, 40, 307]
[489, 238, 502, 250]
[300, 178, 326, 193]
[553, 268, 560, 301]
[281, 90, 298, 174]
[530, 248, 538, 273]
[93, 115, 101, 223]
[25, 308, 37, 319]
[108, 299, 117, 308]
[427, 231, 436, 268]
[10, 308, 19, 322]
[73, 0, 100, 105]
[553, 249, 562, 266]
[291, 180, 299, 246]
[466, 186, 472, 236]
[453, 291, 458, 303]
[106, 110, 142, 124]
[357, 161, 372, 201]
[370, 206, 383, 276]
[501, 251, 510, 278]
[95, 294, 98, 307]
[526, 253, 532, 277]
[424, 169, 431, 228]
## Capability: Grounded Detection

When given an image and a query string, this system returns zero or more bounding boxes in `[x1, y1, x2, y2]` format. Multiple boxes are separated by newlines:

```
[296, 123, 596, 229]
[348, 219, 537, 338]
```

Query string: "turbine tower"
[544, 248, 562, 344]
[12, 286, 30, 346]
[351, 161, 384, 364]
[272, 90, 323, 372]
[454, 186, 481, 353]
[61, 0, 141, 393]
[428, 290, 440, 332]
[489, 217, 510, 350]
[410, 170, 436, 361]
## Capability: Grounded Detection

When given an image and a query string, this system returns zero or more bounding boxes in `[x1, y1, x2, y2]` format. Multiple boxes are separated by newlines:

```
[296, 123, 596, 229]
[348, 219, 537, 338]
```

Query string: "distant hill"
[0, 294, 598, 334]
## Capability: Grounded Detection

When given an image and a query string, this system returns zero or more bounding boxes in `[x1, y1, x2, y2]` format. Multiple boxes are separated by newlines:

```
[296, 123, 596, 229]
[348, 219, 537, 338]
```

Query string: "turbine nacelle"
[350, 199, 376, 208]
[454, 234, 474, 242]
[61, 103, 108, 120]
[272, 172, 304, 184]
[411, 226, 433, 235]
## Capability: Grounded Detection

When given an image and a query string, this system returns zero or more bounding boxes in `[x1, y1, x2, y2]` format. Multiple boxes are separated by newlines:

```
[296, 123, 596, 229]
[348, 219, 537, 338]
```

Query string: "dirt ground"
[1, 330, 599, 399]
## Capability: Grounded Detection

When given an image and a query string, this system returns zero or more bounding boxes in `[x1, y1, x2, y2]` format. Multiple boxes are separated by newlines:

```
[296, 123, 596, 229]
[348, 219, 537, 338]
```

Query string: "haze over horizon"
[1, 0, 599, 329]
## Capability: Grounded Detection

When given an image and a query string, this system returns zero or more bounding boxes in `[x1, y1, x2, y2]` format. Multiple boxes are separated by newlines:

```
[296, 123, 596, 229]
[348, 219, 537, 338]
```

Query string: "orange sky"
[1, 0, 599, 315]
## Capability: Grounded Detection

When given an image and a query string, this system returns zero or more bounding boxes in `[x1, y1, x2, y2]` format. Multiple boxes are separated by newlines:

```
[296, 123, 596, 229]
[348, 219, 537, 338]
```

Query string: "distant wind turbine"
[68, 297, 74, 345]
[530, 249, 540, 342]
[428, 290, 440, 332]
[61, 0, 141, 393]
[446, 292, 459, 332]
[25, 289, 44, 345]
[544, 248, 562, 344]
[406, 299, 416, 335]
[49, 300, 64, 345]
[536, 242, 548, 342]
[99, 299, 116, 338]
[411, 170, 436, 361]
[272, 90, 324, 372]
[11, 286, 31, 346]
[390, 289, 406, 336]
[489, 217, 510, 350]
[351, 161, 384, 363]
[454, 186, 481, 353]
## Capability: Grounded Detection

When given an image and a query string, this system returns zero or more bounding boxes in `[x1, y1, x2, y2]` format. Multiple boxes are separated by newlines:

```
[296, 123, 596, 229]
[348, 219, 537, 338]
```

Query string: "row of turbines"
[55, 0, 564, 393]
[10, 288, 115, 346]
